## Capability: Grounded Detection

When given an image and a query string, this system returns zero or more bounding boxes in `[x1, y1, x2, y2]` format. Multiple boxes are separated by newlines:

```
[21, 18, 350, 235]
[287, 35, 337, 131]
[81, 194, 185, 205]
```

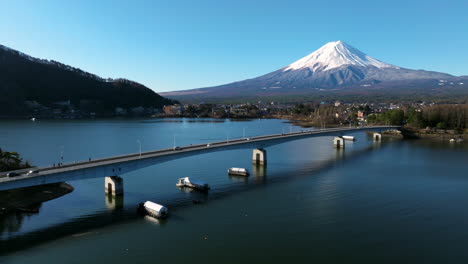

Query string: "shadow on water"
[176, 186, 210, 204]
[0, 183, 73, 238]
[0, 140, 397, 255]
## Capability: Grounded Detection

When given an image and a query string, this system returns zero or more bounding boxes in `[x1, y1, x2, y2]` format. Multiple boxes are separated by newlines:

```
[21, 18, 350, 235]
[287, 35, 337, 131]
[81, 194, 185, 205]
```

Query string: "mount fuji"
[163, 41, 467, 101]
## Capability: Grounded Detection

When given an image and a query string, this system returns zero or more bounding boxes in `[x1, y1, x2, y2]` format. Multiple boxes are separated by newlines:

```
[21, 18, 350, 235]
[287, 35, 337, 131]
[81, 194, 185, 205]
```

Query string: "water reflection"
[0, 183, 73, 237]
[0, 136, 389, 255]
[228, 175, 249, 183]
[177, 187, 210, 205]
[372, 140, 382, 149]
[105, 194, 124, 211]
[0, 210, 36, 235]
[141, 119, 226, 124]
[251, 164, 267, 184]
[143, 215, 166, 226]
[335, 148, 345, 160]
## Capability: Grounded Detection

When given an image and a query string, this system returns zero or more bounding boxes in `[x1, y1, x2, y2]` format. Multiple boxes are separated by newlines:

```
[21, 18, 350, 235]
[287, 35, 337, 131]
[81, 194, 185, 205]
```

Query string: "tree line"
[367, 104, 467, 132]
[0, 46, 177, 116]
[0, 148, 31, 172]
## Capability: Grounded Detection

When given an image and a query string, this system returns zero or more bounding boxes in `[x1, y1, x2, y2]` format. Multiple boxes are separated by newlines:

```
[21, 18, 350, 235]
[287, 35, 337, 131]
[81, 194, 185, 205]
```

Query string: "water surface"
[0, 118, 467, 263]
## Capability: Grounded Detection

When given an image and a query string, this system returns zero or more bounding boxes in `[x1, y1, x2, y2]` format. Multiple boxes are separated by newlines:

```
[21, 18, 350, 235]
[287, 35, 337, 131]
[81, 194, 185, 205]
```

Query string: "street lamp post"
[137, 140, 141, 157]
[59, 145, 64, 165]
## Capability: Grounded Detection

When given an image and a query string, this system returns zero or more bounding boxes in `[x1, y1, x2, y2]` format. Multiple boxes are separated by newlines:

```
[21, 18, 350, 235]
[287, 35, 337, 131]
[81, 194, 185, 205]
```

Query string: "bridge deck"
[0, 126, 399, 189]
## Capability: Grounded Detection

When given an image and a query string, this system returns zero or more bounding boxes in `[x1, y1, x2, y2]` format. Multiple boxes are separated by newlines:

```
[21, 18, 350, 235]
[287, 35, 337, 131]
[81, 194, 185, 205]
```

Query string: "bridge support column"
[373, 133, 382, 141]
[333, 137, 345, 149]
[105, 176, 124, 196]
[252, 149, 267, 165]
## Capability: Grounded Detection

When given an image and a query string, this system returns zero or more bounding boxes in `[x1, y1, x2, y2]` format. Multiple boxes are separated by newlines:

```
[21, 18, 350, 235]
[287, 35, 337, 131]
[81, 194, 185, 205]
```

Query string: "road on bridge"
[0, 125, 399, 190]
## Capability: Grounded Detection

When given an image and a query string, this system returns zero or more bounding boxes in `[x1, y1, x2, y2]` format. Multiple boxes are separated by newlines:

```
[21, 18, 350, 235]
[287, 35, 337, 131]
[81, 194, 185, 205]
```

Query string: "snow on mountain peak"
[283, 41, 398, 72]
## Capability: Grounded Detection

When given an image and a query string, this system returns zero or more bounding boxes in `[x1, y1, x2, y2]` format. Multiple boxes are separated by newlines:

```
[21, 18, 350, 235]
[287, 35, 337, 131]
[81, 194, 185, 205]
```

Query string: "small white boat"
[139, 201, 168, 219]
[31, 117, 36, 121]
[449, 138, 455, 143]
[228, 167, 249, 176]
[176, 177, 210, 191]
[342, 135, 355, 141]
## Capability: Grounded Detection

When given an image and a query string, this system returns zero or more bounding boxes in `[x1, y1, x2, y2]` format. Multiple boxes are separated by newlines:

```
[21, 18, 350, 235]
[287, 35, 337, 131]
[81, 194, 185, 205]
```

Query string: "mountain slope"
[163, 41, 465, 101]
[0, 44, 176, 116]
[283, 41, 397, 72]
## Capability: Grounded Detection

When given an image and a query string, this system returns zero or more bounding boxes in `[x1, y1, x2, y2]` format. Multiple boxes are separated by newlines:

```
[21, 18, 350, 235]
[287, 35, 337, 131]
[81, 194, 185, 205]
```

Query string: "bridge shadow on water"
[0, 139, 396, 256]
[0, 182, 74, 234]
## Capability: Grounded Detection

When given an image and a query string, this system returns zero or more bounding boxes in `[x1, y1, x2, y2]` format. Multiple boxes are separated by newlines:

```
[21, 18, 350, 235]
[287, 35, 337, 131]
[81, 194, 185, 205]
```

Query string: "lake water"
[0, 118, 467, 263]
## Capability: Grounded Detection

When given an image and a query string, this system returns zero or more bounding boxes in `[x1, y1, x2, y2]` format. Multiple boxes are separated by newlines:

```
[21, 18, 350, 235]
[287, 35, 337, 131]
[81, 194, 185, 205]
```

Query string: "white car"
[27, 169, 39, 175]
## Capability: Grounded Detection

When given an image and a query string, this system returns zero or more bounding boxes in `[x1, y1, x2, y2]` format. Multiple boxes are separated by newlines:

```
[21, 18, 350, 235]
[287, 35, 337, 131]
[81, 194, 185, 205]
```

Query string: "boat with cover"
[342, 135, 355, 141]
[176, 177, 210, 191]
[227, 167, 249, 176]
[138, 201, 168, 219]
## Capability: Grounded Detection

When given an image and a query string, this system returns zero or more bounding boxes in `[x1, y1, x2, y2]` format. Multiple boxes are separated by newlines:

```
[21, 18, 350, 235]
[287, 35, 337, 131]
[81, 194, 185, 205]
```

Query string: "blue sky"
[1, 0, 467, 92]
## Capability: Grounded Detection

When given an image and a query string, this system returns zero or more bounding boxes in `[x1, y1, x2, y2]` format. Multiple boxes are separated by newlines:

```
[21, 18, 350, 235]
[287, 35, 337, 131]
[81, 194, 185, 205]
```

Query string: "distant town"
[18, 99, 419, 120]
[19, 99, 466, 135]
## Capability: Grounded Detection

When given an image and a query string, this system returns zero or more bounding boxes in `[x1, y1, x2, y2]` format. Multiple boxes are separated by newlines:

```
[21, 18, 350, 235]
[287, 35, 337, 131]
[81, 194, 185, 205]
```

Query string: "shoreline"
[0, 182, 74, 215]
[1, 115, 465, 141]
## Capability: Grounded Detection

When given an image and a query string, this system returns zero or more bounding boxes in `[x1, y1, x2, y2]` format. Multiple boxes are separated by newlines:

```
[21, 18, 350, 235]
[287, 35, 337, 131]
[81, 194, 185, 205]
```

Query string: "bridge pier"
[333, 137, 345, 149]
[252, 149, 267, 165]
[105, 176, 124, 196]
[373, 133, 382, 141]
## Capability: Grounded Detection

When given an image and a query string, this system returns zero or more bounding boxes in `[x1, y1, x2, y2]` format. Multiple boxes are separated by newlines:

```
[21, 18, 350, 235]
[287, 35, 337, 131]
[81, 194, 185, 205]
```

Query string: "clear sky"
[1, 0, 467, 92]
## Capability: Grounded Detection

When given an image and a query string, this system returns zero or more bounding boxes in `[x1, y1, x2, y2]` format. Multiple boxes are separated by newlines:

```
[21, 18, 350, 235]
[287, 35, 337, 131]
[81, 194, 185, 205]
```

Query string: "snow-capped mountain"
[283, 40, 398, 72]
[163, 41, 465, 100]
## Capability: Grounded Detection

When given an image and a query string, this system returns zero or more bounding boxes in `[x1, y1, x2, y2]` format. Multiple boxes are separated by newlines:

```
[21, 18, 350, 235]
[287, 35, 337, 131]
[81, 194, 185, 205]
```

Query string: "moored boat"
[342, 135, 355, 141]
[138, 201, 168, 219]
[176, 177, 210, 191]
[228, 167, 249, 176]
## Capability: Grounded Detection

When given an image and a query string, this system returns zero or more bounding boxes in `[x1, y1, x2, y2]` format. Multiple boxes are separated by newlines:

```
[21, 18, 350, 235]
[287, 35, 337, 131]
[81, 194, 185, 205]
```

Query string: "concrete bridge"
[0, 126, 399, 193]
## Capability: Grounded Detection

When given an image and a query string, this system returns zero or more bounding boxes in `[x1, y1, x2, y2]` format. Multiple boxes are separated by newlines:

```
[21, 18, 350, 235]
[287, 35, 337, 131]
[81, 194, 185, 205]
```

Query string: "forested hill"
[0, 44, 176, 116]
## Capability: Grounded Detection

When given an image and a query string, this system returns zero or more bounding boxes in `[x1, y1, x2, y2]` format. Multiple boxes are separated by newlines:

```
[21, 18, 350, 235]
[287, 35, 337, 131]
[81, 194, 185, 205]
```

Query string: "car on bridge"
[6, 172, 21, 177]
[27, 168, 39, 175]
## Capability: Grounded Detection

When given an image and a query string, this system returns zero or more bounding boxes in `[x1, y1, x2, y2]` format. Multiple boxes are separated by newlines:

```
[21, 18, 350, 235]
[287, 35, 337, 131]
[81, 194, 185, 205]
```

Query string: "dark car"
[6, 172, 21, 177]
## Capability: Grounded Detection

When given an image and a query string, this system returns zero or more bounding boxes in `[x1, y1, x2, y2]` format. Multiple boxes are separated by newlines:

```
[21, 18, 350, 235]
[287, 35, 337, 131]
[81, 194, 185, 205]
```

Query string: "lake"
[0, 118, 467, 263]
